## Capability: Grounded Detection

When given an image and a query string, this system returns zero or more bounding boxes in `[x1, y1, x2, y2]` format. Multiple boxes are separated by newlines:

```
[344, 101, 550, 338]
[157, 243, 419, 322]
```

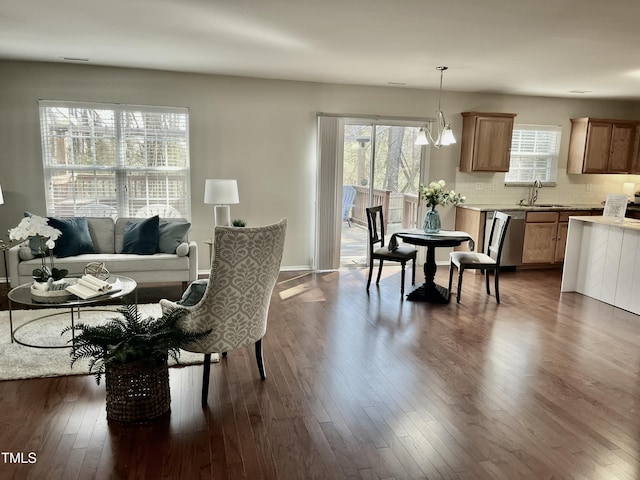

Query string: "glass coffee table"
[8, 275, 137, 349]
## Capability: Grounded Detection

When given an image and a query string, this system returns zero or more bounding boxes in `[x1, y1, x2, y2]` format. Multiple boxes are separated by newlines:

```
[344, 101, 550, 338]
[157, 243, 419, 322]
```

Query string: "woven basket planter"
[105, 358, 171, 422]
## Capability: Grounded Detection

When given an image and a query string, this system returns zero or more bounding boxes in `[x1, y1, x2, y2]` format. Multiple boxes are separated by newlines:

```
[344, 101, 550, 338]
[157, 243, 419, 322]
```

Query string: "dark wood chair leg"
[202, 353, 212, 407]
[255, 339, 266, 380]
[457, 268, 464, 303]
[366, 258, 374, 291]
[376, 259, 384, 285]
[411, 257, 416, 286]
[400, 262, 406, 296]
[485, 269, 491, 295]
[448, 262, 454, 299]
[495, 269, 501, 304]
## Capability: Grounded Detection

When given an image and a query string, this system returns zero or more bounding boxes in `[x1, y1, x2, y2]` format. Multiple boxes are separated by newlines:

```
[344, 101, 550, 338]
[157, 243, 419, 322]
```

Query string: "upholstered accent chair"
[160, 219, 287, 406]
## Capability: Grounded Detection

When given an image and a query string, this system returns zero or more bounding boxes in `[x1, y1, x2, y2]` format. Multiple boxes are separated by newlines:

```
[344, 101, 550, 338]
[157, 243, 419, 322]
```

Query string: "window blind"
[505, 125, 561, 184]
[39, 101, 191, 219]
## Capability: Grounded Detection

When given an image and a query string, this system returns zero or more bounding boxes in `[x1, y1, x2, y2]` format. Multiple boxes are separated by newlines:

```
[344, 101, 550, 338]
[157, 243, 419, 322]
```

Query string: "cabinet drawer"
[559, 211, 592, 222]
[526, 211, 558, 223]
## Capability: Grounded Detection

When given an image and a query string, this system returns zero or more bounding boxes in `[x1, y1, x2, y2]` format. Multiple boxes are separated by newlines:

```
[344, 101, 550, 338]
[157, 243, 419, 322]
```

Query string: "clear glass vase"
[423, 205, 441, 233]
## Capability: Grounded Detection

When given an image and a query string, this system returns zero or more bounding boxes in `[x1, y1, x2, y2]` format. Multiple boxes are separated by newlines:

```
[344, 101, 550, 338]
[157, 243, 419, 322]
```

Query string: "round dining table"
[391, 230, 473, 303]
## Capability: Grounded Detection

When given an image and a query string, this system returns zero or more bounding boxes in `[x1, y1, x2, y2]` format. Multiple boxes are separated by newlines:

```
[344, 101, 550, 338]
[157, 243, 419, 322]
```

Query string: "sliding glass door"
[340, 121, 426, 267]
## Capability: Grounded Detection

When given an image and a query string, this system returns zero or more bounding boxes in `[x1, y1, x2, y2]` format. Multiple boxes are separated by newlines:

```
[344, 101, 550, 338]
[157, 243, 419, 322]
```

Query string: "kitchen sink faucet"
[528, 179, 541, 205]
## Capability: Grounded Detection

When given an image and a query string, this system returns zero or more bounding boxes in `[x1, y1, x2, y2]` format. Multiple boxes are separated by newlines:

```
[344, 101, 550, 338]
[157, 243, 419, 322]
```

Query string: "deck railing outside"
[347, 186, 419, 229]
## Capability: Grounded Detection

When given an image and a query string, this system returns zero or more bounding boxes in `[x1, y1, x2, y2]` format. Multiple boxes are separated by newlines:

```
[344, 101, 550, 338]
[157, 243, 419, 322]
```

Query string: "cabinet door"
[522, 223, 558, 263]
[583, 121, 612, 173]
[631, 124, 640, 174]
[607, 123, 635, 173]
[555, 222, 568, 262]
[472, 116, 514, 171]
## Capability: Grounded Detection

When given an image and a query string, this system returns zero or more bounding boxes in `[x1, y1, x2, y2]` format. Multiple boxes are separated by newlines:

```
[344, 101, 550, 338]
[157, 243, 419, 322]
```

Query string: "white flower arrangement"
[8, 215, 66, 281]
[419, 180, 465, 208]
[9, 215, 61, 249]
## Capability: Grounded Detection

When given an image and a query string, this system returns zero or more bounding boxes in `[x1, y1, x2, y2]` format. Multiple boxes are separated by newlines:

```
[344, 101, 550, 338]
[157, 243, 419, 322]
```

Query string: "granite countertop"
[457, 203, 605, 212]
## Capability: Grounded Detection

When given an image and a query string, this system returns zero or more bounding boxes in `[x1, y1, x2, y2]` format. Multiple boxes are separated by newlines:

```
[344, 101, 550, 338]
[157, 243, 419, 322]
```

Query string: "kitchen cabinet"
[522, 211, 558, 263]
[631, 123, 640, 174]
[523, 210, 593, 264]
[567, 117, 637, 174]
[555, 211, 593, 262]
[459, 112, 517, 172]
[453, 206, 485, 253]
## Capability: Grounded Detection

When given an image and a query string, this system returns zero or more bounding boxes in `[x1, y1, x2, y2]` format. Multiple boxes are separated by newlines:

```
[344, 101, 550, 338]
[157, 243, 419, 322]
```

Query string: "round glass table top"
[8, 275, 137, 307]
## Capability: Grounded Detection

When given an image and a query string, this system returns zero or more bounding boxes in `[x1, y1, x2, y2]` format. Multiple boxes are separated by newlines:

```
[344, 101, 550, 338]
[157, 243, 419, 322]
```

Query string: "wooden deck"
[340, 221, 406, 267]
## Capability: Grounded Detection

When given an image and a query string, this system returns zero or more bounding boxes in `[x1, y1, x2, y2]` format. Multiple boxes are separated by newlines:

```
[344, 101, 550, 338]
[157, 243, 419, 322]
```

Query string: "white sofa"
[8, 217, 198, 289]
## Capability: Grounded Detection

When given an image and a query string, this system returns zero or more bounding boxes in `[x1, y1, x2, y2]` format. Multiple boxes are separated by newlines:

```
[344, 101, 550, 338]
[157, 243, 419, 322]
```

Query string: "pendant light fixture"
[415, 66, 456, 149]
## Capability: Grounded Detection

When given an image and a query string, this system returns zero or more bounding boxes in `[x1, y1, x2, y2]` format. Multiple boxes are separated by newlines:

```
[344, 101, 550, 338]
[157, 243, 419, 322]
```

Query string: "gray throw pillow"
[158, 220, 191, 254]
[175, 242, 189, 257]
[177, 279, 208, 306]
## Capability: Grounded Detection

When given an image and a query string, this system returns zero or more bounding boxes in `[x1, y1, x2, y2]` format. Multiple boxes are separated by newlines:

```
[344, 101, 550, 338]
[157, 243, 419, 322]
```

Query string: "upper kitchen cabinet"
[567, 117, 637, 174]
[459, 112, 517, 173]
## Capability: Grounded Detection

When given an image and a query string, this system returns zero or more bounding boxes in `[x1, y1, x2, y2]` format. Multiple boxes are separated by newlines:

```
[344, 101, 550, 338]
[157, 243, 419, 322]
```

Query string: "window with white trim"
[39, 101, 191, 219]
[505, 124, 561, 184]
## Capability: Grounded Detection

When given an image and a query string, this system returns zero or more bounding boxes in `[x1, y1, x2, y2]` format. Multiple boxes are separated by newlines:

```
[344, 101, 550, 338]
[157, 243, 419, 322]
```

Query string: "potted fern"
[64, 305, 209, 422]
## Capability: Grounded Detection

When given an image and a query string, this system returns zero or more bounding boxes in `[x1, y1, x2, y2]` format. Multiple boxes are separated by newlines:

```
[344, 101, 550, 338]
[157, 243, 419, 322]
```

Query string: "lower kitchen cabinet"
[522, 210, 594, 264]
[522, 212, 558, 263]
[555, 222, 569, 263]
[456, 206, 603, 268]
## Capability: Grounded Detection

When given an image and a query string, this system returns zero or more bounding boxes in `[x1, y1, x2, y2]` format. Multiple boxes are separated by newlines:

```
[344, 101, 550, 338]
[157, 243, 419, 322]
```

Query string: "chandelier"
[415, 66, 456, 149]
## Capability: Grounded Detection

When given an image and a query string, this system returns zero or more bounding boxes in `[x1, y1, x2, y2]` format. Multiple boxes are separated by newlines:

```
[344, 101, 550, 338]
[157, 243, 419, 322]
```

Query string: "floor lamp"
[0, 182, 8, 287]
[204, 179, 239, 228]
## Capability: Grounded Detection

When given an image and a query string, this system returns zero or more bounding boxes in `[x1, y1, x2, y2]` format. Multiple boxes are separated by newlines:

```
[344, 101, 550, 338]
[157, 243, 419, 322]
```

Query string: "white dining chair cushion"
[450, 251, 496, 268]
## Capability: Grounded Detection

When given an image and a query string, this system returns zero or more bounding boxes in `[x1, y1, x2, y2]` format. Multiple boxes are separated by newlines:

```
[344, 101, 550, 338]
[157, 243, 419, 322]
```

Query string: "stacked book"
[66, 275, 120, 300]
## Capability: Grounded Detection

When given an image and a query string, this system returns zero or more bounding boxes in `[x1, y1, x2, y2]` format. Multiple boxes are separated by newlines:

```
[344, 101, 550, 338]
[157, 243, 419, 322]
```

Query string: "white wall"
[0, 60, 638, 275]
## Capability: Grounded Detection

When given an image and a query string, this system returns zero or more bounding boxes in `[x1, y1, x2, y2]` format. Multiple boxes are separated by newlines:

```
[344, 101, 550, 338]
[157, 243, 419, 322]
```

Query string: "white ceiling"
[2, 0, 640, 100]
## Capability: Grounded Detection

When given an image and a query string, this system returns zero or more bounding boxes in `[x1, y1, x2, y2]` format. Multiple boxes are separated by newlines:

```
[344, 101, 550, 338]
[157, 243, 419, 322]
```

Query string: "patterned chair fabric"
[160, 219, 287, 405]
[161, 219, 286, 353]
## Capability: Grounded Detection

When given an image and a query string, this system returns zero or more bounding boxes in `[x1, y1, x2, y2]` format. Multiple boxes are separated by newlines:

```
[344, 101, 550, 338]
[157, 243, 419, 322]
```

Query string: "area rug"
[0, 303, 216, 381]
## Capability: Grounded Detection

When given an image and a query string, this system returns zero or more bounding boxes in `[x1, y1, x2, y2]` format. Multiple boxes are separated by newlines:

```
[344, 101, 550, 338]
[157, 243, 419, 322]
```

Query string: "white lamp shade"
[440, 125, 456, 145]
[204, 179, 239, 205]
[415, 128, 429, 145]
[0, 183, 3, 205]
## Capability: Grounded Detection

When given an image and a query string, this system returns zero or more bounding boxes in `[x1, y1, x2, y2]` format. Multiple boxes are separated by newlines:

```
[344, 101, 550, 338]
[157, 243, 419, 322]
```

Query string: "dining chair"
[448, 211, 511, 303]
[365, 205, 417, 296]
[160, 219, 287, 406]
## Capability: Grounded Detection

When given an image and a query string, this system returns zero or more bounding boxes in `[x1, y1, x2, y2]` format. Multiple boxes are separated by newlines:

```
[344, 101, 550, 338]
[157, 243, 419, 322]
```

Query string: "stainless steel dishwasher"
[484, 210, 526, 267]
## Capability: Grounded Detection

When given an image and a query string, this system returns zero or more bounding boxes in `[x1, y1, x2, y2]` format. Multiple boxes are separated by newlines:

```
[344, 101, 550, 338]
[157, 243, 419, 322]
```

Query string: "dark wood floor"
[1, 267, 640, 479]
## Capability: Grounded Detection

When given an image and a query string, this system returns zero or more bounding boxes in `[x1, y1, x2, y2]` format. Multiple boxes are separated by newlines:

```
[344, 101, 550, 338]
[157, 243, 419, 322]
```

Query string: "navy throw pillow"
[122, 215, 160, 255]
[48, 217, 96, 258]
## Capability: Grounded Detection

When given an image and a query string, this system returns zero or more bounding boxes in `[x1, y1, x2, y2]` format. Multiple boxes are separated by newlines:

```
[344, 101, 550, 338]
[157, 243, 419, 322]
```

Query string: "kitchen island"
[561, 216, 640, 315]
